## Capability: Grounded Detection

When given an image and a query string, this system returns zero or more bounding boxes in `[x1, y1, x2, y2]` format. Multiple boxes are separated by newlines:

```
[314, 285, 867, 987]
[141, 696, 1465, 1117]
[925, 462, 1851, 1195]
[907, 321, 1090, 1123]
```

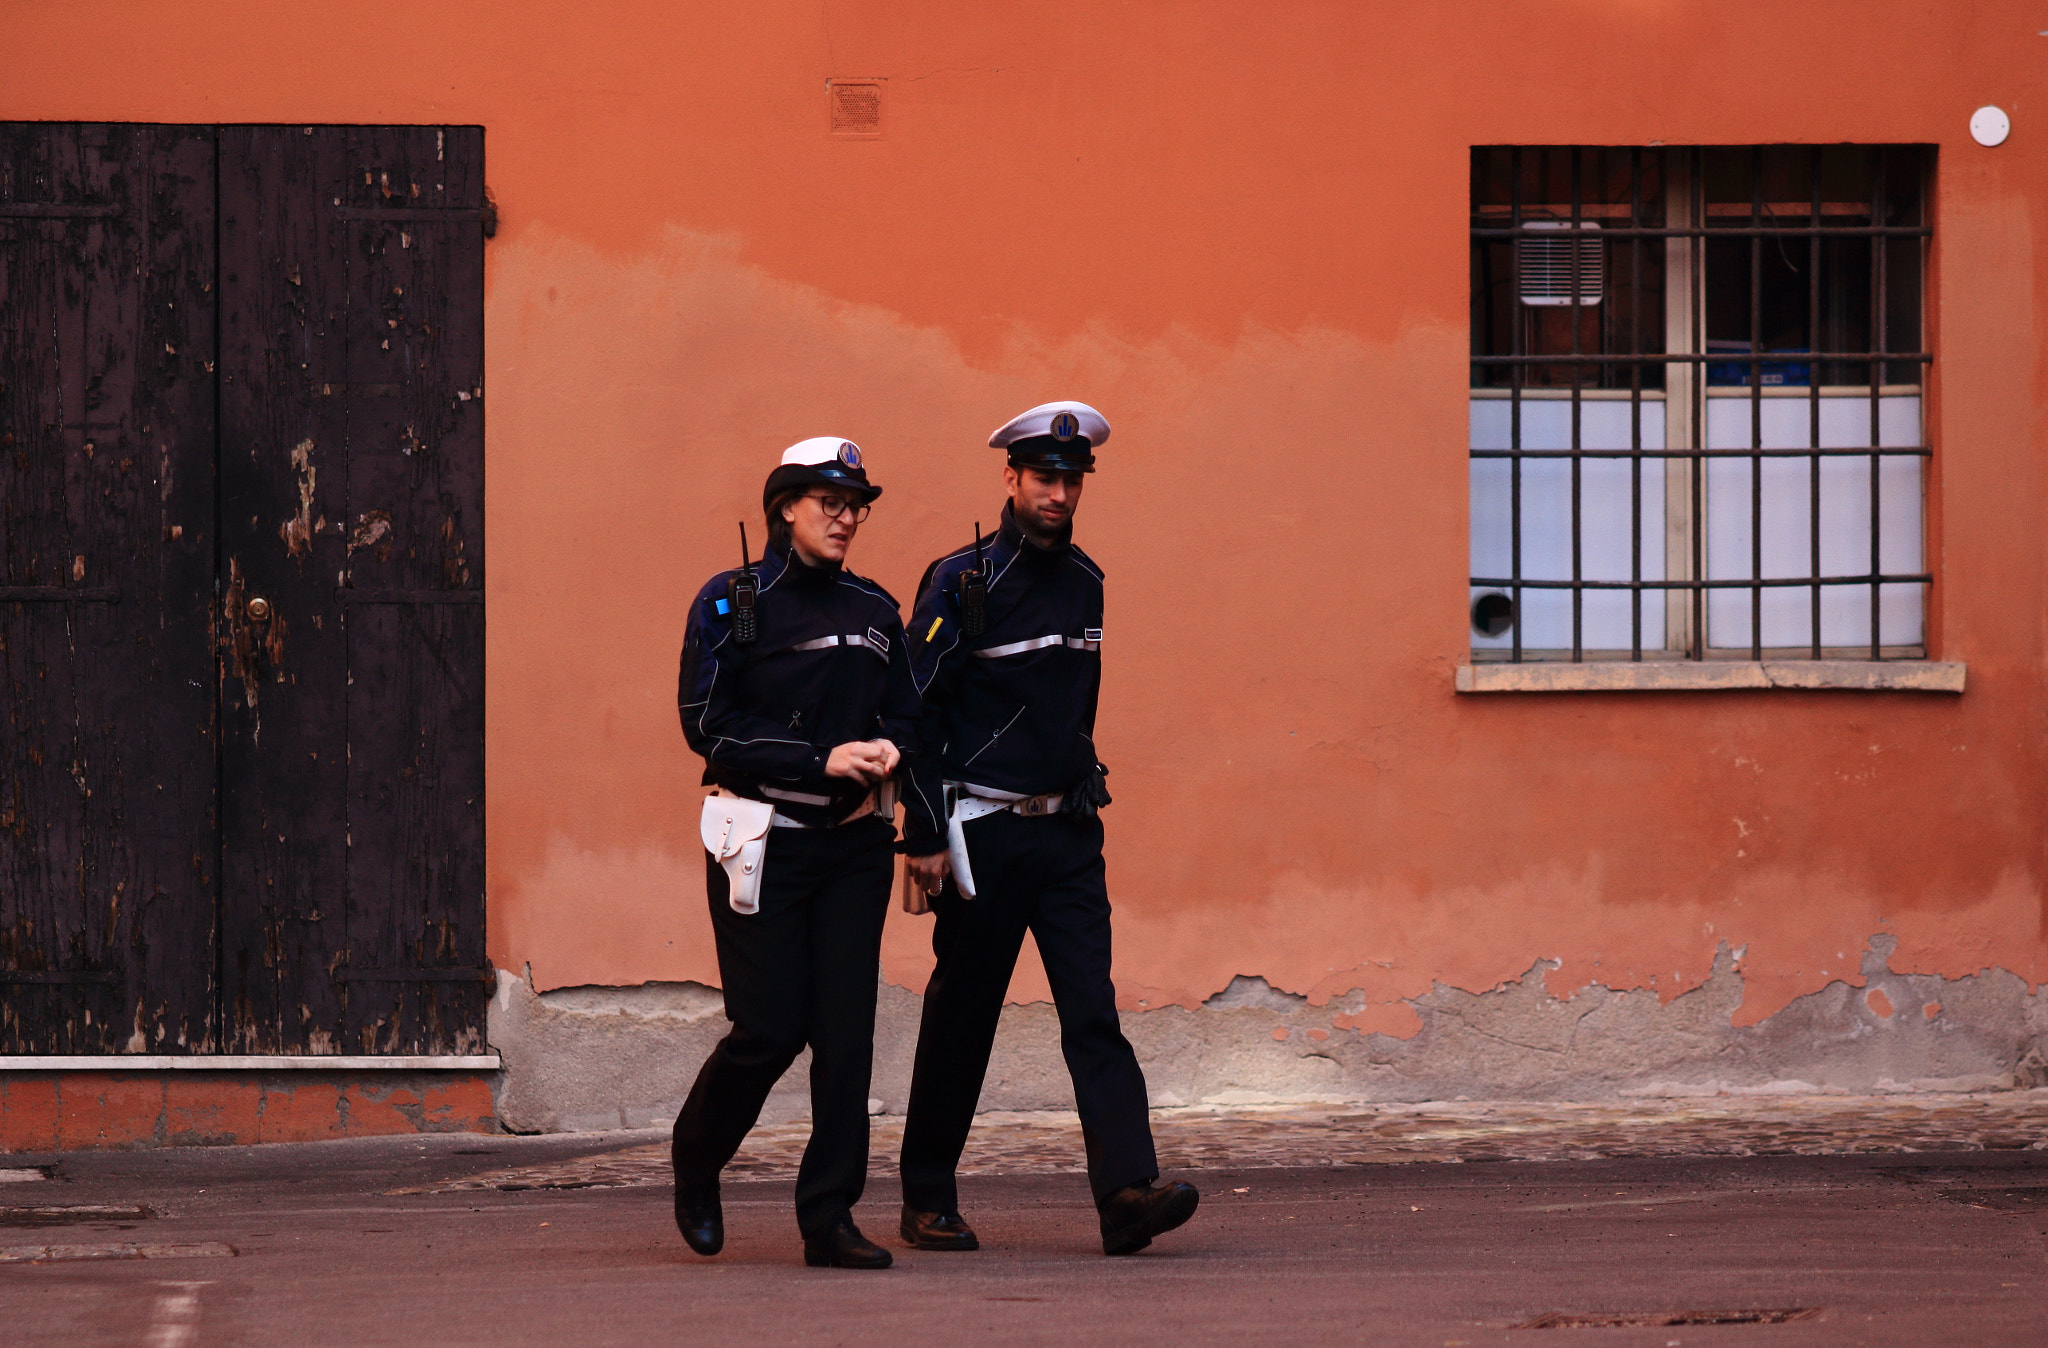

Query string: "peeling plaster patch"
[1205, 975, 1308, 1014]
[1867, 987, 1895, 1019]
[1333, 1002, 1425, 1040]
[539, 981, 724, 1019]
[488, 945, 2048, 1130]
[491, 967, 842, 1132]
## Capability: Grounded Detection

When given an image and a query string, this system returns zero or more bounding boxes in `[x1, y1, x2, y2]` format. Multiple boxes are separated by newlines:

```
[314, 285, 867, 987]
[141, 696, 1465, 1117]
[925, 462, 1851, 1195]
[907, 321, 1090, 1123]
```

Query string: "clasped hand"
[824, 738, 899, 785]
[822, 739, 947, 915]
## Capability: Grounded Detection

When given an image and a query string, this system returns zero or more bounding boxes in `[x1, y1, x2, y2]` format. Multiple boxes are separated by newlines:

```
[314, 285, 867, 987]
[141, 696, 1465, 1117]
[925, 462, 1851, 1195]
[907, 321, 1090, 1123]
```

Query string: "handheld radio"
[729, 522, 759, 645]
[958, 522, 988, 638]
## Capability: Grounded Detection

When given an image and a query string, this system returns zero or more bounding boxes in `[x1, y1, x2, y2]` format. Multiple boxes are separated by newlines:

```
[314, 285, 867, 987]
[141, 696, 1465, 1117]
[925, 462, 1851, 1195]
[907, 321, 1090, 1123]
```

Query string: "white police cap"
[989, 401, 1109, 472]
[763, 436, 879, 509]
[781, 436, 865, 469]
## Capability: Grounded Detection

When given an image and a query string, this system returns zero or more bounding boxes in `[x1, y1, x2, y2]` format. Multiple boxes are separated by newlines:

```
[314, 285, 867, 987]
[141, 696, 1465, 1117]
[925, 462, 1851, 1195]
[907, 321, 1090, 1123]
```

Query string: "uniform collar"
[763, 541, 841, 590]
[998, 500, 1071, 558]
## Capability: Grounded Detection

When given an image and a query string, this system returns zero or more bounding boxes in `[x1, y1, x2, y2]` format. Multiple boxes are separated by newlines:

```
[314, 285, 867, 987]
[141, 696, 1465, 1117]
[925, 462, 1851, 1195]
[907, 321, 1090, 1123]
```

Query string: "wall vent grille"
[1516, 220, 1603, 306]
[829, 82, 883, 136]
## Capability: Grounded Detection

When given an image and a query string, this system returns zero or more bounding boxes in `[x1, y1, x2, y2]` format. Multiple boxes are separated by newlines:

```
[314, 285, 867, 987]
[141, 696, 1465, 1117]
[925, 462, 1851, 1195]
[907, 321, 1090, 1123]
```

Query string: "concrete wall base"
[489, 937, 2048, 1133]
[0, 1072, 497, 1151]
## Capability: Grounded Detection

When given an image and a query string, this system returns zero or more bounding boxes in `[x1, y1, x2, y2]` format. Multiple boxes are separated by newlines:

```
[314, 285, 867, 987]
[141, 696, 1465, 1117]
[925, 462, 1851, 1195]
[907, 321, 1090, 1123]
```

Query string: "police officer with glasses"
[896, 401, 1200, 1257]
[673, 436, 917, 1270]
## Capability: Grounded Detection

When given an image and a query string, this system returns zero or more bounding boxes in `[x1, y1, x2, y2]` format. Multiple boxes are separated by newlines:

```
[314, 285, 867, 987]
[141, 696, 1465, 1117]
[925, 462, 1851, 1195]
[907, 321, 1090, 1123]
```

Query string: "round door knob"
[245, 597, 272, 620]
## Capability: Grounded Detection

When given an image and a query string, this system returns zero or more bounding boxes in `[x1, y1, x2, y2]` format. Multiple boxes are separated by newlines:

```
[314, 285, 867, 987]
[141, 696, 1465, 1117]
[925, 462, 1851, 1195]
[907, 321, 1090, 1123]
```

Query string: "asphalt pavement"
[2, 1106, 2045, 1346]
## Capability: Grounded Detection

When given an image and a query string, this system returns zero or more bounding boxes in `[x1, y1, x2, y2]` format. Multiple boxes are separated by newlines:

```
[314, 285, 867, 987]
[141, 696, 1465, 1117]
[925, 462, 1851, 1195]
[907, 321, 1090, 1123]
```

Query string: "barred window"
[1469, 146, 1932, 662]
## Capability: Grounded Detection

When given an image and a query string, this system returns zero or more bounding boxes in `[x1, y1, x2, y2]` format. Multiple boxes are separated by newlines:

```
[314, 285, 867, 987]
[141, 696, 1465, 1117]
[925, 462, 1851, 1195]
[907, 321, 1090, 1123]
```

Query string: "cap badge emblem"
[838, 441, 862, 468]
[1050, 412, 1079, 442]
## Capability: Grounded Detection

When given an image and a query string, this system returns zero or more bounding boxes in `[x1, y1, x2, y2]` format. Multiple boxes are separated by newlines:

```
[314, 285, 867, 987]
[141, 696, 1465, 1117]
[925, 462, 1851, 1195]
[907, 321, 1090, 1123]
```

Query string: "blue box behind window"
[1706, 342, 1810, 388]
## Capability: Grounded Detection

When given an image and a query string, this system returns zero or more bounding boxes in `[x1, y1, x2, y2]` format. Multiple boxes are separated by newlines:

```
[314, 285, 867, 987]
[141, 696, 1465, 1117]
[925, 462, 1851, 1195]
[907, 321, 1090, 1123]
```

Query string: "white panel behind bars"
[1469, 396, 1667, 652]
[1702, 393, 1923, 650]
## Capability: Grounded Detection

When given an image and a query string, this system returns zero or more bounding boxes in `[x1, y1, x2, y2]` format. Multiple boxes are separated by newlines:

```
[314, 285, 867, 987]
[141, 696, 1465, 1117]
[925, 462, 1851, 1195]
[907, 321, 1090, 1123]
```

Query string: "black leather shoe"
[1098, 1180, 1199, 1256]
[674, 1185, 723, 1256]
[803, 1216, 893, 1269]
[900, 1205, 980, 1251]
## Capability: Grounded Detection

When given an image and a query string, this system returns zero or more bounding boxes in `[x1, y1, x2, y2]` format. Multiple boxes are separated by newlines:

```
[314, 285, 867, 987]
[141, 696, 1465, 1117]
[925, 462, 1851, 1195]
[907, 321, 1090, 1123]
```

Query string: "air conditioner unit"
[1517, 221, 1604, 307]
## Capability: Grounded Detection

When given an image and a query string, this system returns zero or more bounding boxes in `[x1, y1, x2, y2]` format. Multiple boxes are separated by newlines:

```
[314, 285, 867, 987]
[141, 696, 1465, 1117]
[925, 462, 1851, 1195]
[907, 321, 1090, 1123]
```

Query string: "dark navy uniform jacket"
[678, 542, 919, 828]
[902, 502, 1105, 855]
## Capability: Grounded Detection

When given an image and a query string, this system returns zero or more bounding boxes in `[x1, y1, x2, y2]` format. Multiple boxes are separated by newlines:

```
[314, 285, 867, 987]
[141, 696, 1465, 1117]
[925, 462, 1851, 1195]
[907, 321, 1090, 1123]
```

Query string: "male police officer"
[896, 400, 1199, 1257]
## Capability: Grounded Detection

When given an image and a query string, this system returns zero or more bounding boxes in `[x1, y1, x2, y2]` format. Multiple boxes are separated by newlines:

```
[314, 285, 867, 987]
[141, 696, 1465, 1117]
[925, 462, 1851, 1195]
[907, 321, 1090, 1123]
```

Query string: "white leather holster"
[701, 794, 775, 914]
[943, 787, 1007, 900]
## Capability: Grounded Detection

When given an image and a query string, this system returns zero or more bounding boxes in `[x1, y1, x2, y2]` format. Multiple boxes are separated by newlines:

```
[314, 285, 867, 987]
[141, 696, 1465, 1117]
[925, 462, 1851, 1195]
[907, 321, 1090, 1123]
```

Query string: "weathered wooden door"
[0, 125, 486, 1056]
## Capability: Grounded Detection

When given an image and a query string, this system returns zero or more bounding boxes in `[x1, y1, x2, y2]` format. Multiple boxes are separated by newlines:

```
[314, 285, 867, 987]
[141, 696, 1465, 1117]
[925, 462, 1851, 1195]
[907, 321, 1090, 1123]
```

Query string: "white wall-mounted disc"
[1971, 106, 2010, 147]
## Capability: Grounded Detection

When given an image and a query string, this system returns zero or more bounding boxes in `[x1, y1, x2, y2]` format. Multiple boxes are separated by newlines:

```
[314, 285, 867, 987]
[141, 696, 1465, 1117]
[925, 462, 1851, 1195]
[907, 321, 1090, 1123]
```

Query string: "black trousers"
[671, 815, 893, 1237]
[899, 809, 1158, 1212]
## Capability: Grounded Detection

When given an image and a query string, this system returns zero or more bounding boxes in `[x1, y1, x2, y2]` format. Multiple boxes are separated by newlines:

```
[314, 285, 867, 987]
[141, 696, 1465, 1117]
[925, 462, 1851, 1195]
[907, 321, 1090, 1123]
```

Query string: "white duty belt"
[941, 781, 1064, 900]
[751, 783, 884, 829]
[701, 783, 894, 915]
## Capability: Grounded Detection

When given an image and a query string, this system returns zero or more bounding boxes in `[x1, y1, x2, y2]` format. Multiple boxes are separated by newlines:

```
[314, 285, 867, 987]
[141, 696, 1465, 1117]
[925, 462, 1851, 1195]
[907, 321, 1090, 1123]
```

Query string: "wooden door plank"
[217, 126, 352, 1053]
[336, 126, 486, 1053]
[66, 125, 222, 1053]
[0, 124, 89, 1050]
[0, 125, 219, 1052]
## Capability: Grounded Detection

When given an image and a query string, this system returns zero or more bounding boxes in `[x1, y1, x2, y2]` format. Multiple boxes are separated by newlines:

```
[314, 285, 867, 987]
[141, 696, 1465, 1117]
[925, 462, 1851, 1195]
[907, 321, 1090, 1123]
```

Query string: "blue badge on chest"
[714, 597, 731, 615]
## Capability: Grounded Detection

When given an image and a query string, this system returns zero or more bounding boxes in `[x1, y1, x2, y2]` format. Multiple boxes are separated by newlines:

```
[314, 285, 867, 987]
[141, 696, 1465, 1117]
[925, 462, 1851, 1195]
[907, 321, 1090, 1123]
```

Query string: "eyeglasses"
[805, 492, 872, 523]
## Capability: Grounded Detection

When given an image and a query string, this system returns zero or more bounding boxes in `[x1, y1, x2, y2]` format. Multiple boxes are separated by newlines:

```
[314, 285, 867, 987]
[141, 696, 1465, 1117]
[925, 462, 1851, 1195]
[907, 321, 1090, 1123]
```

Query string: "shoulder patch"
[926, 615, 944, 642]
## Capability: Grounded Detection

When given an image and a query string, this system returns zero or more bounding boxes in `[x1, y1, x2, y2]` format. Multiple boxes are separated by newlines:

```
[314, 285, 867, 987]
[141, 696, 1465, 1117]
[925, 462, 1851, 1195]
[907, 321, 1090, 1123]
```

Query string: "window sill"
[1455, 660, 1965, 694]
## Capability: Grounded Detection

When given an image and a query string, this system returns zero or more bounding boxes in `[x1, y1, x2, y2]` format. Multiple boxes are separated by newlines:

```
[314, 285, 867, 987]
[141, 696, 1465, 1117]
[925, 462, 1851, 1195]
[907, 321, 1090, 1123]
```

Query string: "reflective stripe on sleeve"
[971, 633, 1101, 658]
[786, 633, 889, 659]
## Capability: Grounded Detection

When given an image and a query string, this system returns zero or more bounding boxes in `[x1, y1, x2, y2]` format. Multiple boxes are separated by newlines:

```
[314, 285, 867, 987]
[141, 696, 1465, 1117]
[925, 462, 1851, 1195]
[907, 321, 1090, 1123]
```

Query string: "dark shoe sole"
[1101, 1185, 1200, 1256]
[680, 1228, 723, 1257]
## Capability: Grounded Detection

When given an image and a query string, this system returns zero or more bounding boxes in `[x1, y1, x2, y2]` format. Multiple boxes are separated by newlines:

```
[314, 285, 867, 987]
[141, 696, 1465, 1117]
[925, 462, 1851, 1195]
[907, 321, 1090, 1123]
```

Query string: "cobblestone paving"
[395, 1091, 2048, 1195]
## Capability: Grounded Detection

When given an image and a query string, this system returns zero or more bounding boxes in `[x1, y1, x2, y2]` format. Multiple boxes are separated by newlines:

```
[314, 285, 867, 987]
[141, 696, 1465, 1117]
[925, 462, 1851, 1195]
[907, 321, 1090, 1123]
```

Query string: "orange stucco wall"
[8, 1, 2043, 1036]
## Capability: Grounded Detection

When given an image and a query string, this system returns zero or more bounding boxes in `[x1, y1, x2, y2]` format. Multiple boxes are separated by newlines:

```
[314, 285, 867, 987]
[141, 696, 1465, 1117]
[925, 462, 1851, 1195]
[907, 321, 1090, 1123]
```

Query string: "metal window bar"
[1509, 146, 1523, 664]
[1690, 149, 1704, 662]
[1629, 146, 1644, 661]
[1870, 160, 1888, 662]
[1470, 146, 1932, 663]
[1570, 147, 1584, 662]
[1750, 145, 1765, 661]
[1809, 148, 1823, 660]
